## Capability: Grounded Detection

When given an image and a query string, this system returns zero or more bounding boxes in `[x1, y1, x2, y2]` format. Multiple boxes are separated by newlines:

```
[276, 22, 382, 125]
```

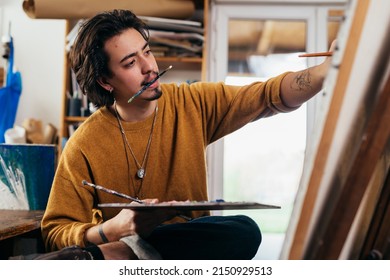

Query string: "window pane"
[228, 19, 306, 75]
[223, 19, 308, 260]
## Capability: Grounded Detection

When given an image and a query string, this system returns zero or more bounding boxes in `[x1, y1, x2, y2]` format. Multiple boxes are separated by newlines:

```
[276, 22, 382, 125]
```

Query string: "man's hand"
[280, 40, 337, 108]
[104, 198, 177, 240]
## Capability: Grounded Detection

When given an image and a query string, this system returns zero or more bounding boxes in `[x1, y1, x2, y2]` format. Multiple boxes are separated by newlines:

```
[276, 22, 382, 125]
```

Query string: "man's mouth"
[128, 65, 173, 103]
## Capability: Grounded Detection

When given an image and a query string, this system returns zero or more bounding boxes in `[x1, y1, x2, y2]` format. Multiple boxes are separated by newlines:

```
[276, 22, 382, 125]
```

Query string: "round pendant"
[137, 168, 145, 179]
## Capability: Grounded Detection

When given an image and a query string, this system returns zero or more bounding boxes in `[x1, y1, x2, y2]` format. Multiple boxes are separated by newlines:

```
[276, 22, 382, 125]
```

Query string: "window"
[207, 2, 344, 259]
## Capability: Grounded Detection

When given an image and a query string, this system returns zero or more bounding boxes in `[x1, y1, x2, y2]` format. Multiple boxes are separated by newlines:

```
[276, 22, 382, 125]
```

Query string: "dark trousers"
[146, 215, 262, 260]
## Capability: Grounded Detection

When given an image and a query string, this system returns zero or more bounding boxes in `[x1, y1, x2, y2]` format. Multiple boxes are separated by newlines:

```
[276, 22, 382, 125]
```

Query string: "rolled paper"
[22, 0, 195, 20]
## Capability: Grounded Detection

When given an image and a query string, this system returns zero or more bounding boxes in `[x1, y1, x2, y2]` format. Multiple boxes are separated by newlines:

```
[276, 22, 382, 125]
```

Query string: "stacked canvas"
[0, 144, 57, 210]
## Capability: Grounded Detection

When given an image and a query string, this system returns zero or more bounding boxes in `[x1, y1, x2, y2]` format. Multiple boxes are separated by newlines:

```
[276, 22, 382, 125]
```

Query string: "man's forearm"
[280, 62, 329, 108]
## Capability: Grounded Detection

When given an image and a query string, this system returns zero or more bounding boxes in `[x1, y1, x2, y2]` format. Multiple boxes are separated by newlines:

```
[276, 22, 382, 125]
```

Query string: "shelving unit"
[58, 0, 209, 153]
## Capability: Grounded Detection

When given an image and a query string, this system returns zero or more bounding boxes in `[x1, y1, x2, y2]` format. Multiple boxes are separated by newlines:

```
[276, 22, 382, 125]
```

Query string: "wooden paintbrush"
[82, 180, 143, 203]
[127, 65, 173, 103]
[82, 180, 192, 220]
[298, 51, 333, 57]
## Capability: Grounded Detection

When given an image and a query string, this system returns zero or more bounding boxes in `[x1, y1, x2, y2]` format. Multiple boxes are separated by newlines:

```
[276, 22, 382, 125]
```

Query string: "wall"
[1, 0, 66, 131]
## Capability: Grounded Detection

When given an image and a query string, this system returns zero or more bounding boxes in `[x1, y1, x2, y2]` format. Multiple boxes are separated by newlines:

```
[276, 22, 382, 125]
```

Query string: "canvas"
[0, 144, 57, 210]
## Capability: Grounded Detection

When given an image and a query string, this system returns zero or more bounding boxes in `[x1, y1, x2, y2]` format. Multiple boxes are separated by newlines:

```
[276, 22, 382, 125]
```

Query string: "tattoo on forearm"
[290, 69, 312, 92]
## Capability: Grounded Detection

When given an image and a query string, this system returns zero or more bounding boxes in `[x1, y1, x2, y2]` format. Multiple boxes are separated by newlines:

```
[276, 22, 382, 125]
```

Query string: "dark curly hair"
[69, 9, 149, 108]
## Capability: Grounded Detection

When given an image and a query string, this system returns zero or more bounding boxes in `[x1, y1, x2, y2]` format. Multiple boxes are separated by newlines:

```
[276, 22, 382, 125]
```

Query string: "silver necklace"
[114, 101, 158, 179]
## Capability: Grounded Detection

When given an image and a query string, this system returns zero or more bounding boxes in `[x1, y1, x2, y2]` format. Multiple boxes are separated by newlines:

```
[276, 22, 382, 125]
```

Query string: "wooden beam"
[342, 146, 390, 259]
[309, 66, 390, 259]
[256, 21, 274, 55]
[359, 167, 390, 259]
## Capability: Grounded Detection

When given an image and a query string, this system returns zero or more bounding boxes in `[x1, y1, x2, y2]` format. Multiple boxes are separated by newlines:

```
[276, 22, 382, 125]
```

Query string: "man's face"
[103, 28, 161, 104]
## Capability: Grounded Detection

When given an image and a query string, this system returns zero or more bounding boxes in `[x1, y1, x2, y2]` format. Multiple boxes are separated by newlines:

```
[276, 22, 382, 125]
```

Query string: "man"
[40, 9, 333, 260]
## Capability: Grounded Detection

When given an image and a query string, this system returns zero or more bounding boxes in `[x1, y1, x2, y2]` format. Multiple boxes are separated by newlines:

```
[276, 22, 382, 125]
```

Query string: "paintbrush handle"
[82, 180, 143, 203]
[82, 180, 192, 220]
[128, 65, 173, 103]
[298, 51, 333, 57]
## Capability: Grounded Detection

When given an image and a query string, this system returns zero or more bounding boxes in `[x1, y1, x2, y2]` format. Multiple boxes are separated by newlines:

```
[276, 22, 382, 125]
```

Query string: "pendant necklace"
[114, 101, 158, 180]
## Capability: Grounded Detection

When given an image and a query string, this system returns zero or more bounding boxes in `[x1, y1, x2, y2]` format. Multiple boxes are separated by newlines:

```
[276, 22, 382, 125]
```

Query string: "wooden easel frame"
[359, 162, 390, 259]
[306, 64, 390, 259]
[285, 0, 390, 259]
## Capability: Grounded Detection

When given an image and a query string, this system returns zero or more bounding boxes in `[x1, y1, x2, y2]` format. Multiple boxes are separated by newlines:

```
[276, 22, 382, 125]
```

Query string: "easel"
[306, 64, 390, 259]
[359, 165, 390, 259]
[282, 0, 390, 259]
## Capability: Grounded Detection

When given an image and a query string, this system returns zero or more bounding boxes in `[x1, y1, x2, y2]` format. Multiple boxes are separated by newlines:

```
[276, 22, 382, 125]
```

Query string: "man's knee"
[224, 215, 262, 259]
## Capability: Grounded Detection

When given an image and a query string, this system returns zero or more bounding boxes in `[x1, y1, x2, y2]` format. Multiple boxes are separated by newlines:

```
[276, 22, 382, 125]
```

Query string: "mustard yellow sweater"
[42, 74, 295, 251]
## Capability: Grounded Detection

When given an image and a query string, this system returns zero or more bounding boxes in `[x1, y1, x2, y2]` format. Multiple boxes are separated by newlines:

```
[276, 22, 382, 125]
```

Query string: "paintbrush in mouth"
[127, 65, 173, 103]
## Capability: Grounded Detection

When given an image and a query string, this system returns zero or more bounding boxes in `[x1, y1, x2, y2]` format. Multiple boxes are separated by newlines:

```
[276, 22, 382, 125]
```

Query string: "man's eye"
[125, 60, 135, 67]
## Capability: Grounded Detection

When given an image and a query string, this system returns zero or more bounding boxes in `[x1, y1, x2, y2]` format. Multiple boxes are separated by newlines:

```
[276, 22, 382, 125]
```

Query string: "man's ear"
[97, 76, 113, 92]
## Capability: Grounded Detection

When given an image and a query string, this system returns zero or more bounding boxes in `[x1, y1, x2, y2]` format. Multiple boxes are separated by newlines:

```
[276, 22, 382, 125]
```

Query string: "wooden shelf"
[65, 116, 87, 122]
[156, 56, 202, 63]
[59, 0, 209, 153]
